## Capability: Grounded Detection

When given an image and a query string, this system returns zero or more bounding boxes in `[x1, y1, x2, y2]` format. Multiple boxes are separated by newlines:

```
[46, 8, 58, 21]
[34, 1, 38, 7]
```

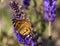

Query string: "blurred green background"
[0, 0, 60, 46]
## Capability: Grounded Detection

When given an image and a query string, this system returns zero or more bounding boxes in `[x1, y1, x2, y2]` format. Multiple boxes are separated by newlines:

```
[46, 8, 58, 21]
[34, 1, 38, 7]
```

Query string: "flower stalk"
[48, 21, 51, 37]
[44, 0, 57, 38]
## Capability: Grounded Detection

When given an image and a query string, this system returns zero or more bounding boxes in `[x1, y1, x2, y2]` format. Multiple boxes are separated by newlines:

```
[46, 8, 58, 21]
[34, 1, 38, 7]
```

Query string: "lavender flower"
[24, 36, 36, 46]
[10, 0, 23, 27]
[23, 0, 31, 9]
[14, 28, 25, 44]
[9, 0, 19, 12]
[10, 1, 37, 46]
[44, 0, 57, 23]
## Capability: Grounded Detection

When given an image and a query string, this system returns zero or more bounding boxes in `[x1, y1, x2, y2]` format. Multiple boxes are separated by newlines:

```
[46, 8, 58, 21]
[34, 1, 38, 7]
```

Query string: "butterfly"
[12, 19, 31, 36]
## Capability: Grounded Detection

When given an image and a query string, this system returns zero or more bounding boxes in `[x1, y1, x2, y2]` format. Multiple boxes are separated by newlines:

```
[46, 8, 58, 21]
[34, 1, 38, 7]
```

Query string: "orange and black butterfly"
[12, 18, 31, 36]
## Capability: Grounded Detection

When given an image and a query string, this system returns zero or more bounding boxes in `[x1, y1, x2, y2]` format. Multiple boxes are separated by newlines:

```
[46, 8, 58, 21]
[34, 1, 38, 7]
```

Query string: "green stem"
[48, 21, 51, 37]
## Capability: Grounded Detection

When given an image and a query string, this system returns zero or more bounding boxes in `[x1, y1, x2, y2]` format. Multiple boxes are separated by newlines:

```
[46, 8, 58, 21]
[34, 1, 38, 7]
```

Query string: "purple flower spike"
[44, 0, 57, 23]
[23, 0, 31, 9]
[10, 0, 19, 11]
[14, 28, 25, 44]
[10, 0, 37, 46]
[24, 37, 36, 46]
